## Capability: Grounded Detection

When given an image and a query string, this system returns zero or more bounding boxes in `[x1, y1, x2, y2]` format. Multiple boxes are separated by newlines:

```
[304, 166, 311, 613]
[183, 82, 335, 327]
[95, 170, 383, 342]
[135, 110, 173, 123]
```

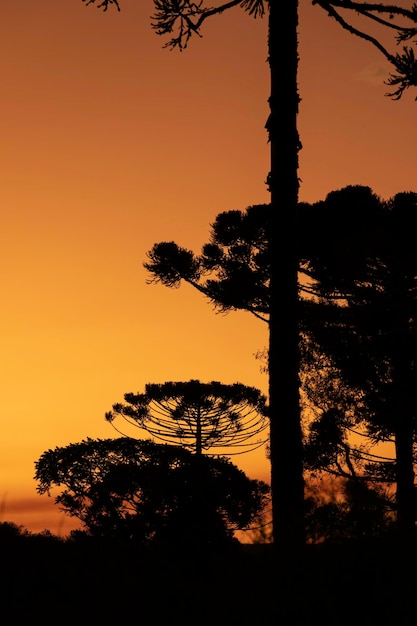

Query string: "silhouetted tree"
[300, 186, 417, 541]
[143, 198, 398, 538]
[105, 379, 268, 456]
[34, 437, 270, 549]
[144, 194, 417, 540]
[304, 476, 395, 543]
[83, 0, 417, 553]
[300, 330, 388, 482]
[300, 337, 399, 539]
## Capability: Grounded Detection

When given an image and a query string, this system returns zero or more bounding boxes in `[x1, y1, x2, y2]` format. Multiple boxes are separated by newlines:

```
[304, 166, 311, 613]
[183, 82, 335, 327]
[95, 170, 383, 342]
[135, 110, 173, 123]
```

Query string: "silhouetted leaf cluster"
[150, 0, 265, 49]
[35, 437, 270, 548]
[145, 205, 271, 321]
[82, 0, 120, 11]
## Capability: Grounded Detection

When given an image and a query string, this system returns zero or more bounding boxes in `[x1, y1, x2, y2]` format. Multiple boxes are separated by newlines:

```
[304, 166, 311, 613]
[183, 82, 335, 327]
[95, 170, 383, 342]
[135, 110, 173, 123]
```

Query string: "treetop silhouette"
[105, 379, 269, 455]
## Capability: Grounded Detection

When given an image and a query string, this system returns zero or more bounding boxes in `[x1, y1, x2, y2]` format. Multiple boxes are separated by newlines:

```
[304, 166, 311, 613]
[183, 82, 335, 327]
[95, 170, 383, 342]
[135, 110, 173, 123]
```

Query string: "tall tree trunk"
[395, 420, 415, 540]
[267, 0, 305, 553]
[391, 278, 416, 542]
[196, 405, 202, 456]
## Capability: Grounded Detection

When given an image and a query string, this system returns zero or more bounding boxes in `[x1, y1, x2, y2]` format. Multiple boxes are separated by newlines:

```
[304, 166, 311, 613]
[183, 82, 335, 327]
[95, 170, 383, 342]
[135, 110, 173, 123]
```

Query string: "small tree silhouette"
[105, 379, 269, 456]
[34, 437, 270, 548]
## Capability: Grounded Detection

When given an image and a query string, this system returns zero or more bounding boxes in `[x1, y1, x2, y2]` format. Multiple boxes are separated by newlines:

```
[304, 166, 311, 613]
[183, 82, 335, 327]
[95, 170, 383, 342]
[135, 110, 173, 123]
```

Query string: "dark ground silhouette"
[2, 530, 416, 625]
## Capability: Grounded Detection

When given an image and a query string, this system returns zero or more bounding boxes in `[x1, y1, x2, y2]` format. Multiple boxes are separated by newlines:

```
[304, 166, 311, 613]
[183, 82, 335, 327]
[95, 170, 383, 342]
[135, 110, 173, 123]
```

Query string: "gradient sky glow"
[1, 0, 416, 536]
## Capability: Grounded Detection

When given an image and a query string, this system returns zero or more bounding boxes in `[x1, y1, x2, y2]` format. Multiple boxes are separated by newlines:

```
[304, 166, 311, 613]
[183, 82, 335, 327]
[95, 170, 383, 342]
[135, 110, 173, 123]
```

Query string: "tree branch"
[316, 0, 417, 24]
[317, 1, 396, 62]
[151, 0, 264, 49]
[314, 1, 417, 98]
[82, 0, 120, 11]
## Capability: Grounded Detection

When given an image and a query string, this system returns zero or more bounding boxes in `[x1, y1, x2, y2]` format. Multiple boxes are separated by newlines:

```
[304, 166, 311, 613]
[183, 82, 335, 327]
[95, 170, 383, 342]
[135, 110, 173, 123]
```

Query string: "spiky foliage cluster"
[82, 0, 120, 10]
[105, 380, 269, 455]
[301, 187, 417, 437]
[145, 204, 271, 322]
[151, 0, 265, 49]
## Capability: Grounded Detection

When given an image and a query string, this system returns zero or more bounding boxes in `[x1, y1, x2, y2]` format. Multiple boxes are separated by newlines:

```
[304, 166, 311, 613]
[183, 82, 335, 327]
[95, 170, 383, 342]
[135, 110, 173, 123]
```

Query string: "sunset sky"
[1, 0, 416, 536]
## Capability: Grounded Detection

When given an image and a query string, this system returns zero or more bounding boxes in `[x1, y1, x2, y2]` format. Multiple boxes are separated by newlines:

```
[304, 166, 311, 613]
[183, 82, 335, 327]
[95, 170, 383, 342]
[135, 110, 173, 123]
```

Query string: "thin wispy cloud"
[1, 495, 79, 536]
[357, 63, 391, 85]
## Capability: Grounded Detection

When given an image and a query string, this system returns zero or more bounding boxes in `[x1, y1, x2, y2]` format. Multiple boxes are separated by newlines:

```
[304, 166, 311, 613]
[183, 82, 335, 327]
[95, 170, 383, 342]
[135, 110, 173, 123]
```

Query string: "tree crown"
[105, 379, 269, 455]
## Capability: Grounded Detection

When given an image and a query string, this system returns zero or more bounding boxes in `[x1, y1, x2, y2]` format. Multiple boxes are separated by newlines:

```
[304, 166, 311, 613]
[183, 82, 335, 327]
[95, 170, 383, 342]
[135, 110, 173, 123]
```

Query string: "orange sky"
[1, 1, 416, 536]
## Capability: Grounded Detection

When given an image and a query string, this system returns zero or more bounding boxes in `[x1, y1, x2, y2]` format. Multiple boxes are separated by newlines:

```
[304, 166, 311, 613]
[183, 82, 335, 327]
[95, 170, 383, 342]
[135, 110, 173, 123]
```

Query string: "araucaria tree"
[105, 380, 269, 456]
[84, 0, 417, 550]
[299, 186, 417, 541]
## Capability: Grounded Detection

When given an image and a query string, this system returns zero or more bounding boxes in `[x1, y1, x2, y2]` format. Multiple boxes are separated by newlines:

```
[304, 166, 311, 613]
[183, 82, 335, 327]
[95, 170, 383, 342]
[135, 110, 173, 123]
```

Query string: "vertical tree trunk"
[395, 420, 415, 539]
[266, 0, 305, 553]
[391, 276, 416, 542]
[196, 405, 203, 456]
[194, 403, 204, 546]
